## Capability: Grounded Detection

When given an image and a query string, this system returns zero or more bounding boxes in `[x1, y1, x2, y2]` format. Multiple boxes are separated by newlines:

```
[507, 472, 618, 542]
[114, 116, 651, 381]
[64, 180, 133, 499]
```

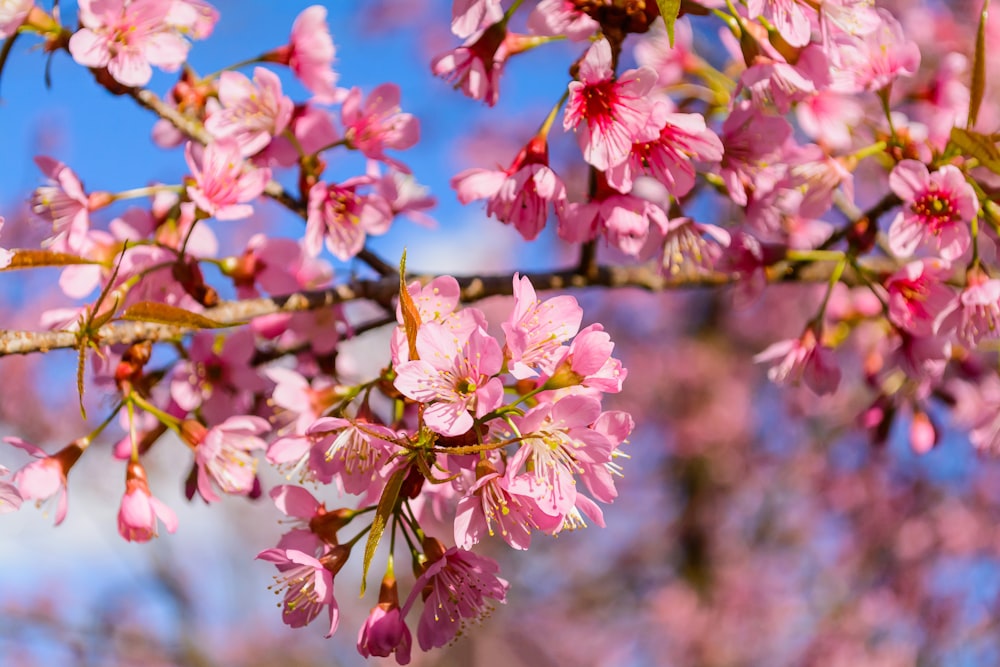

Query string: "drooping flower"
[452, 135, 567, 241]
[885, 259, 955, 336]
[184, 416, 269, 502]
[526, 0, 598, 42]
[432, 23, 509, 107]
[754, 328, 841, 395]
[6, 437, 87, 525]
[402, 538, 509, 650]
[887, 160, 977, 261]
[68, 0, 190, 87]
[271, 5, 340, 104]
[30, 156, 110, 253]
[184, 140, 271, 221]
[828, 8, 920, 93]
[357, 574, 412, 664]
[451, 0, 503, 38]
[204, 67, 294, 157]
[394, 324, 504, 437]
[934, 272, 1000, 348]
[256, 545, 350, 637]
[563, 38, 658, 171]
[117, 460, 178, 542]
[306, 417, 397, 494]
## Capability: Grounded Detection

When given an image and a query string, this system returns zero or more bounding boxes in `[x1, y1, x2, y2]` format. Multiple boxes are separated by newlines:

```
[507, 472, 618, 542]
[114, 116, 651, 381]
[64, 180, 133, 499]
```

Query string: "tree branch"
[0, 259, 883, 357]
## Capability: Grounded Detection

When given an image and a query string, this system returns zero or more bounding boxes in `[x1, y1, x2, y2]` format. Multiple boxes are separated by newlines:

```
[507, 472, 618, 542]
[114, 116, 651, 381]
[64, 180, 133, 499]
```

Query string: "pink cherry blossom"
[357, 576, 412, 664]
[563, 192, 670, 256]
[6, 437, 86, 525]
[402, 541, 509, 650]
[502, 273, 582, 379]
[454, 461, 562, 550]
[660, 216, 731, 278]
[754, 329, 841, 395]
[885, 259, 955, 336]
[283, 5, 339, 104]
[304, 177, 393, 260]
[165, 0, 218, 39]
[451, 0, 502, 39]
[452, 135, 567, 241]
[546, 323, 627, 394]
[341, 83, 419, 166]
[606, 102, 724, 195]
[256, 546, 348, 637]
[829, 8, 920, 93]
[634, 19, 696, 87]
[0, 0, 32, 38]
[117, 461, 178, 542]
[204, 67, 294, 157]
[738, 45, 830, 114]
[887, 160, 976, 261]
[187, 416, 269, 502]
[526, 0, 598, 41]
[934, 273, 1000, 348]
[184, 140, 270, 221]
[563, 38, 658, 171]
[746, 0, 814, 47]
[69, 0, 190, 87]
[30, 156, 108, 253]
[306, 417, 397, 495]
[432, 23, 508, 107]
[373, 168, 437, 227]
[719, 101, 793, 207]
[394, 324, 504, 437]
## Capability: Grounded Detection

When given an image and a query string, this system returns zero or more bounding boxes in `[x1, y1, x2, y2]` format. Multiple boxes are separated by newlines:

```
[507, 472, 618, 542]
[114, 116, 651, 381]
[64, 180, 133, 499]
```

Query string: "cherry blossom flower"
[5, 437, 87, 525]
[268, 484, 352, 554]
[394, 324, 504, 437]
[185, 416, 269, 502]
[30, 156, 111, 253]
[305, 417, 397, 494]
[69, 0, 190, 87]
[0, 217, 14, 270]
[341, 84, 419, 166]
[270, 5, 340, 104]
[502, 273, 582, 379]
[606, 102, 724, 195]
[184, 140, 270, 221]
[432, 23, 509, 107]
[563, 192, 670, 256]
[452, 135, 567, 241]
[885, 259, 955, 336]
[746, 0, 814, 47]
[660, 216, 731, 278]
[718, 101, 793, 207]
[754, 328, 841, 395]
[887, 160, 977, 261]
[526, 0, 598, 41]
[357, 575, 412, 664]
[634, 19, 696, 87]
[374, 168, 437, 227]
[204, 67, 294, 157]
[563, 38, 658, 171]
[304, 177, 393, 261]
[402, 539, 509, 650]
[738, 45, 831, 114]
[117, 460, 178, 542]
[256, 545, 349, 637]
[934, 273, 1000, 348]
[165, 0, 218, 39]
[0, 0, 32, 38]
[545, 323, 627, 394]
[451, 0, 502, 38]
[829, 8, 920, 93]
[454, 460, 562, 550]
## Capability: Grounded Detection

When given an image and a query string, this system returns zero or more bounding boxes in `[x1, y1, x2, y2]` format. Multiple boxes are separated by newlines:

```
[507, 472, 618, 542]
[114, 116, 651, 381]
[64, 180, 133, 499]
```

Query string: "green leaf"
[950, 127, 1000, 174]
[398, 250, 421, 362]
[1, 250, 99, 270]
[360, 464, 408, 596]
[120, 301, 229, 329]
[969, 0, 990, 128]
[656, 0, 682, 46]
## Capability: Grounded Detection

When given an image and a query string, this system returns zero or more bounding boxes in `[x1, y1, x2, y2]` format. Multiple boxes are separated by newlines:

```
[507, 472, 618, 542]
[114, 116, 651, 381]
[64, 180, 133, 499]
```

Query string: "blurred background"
[3, 1, 1000, 665]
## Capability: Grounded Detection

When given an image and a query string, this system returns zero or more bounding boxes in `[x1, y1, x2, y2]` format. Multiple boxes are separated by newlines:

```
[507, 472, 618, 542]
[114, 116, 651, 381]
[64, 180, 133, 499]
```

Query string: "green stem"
[199, 56, 266, 82]
[130, 392, 182, 433]
[785, 249, 847, 263]
[113, 184, 184, 202]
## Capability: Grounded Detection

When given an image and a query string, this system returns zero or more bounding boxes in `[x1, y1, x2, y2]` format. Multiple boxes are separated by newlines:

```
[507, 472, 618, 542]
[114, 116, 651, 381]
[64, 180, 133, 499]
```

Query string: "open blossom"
[0, 465, 22, 514]
[69, 0, 190, 87]
[452, 135, 567, 241]
[257, 546, 349, 637]
[563, 38, 657, 171]
[754, 328, 841, 395]
[746, 0, 814, 47]
[402, 539, 509, 650]
[394, 323, 504, 437]
[432, 23, 508, 107]
[5, 438, 86, 525]
[185, 416, 269, 502]
[887, 160, 977, 261]
[304, 178, 393, 260]
[165, 0, 218, 39]
[527, 0, 598, 41]
[886, 259, 954, 336]
[278, 5, 339, 103]
[204, 67, 294, 157]
[117, 461, 178, 542]
[719, 101, 793, 207]
[30, 156, 110, 253]
[185, 140, 270, 221]
[502, 273, 582, 379]
[0, 0, 32, 38]
[606, 102, 724, 195]
[341, 84, 419, 166]
[563, 192, 670, 257]
[935, 273, 1000, 348]
[829, 8, 920, 93]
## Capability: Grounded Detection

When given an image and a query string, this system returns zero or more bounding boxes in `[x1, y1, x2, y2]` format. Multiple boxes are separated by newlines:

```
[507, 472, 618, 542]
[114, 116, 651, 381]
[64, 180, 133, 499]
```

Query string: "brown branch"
[0, 259, 882, 357]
